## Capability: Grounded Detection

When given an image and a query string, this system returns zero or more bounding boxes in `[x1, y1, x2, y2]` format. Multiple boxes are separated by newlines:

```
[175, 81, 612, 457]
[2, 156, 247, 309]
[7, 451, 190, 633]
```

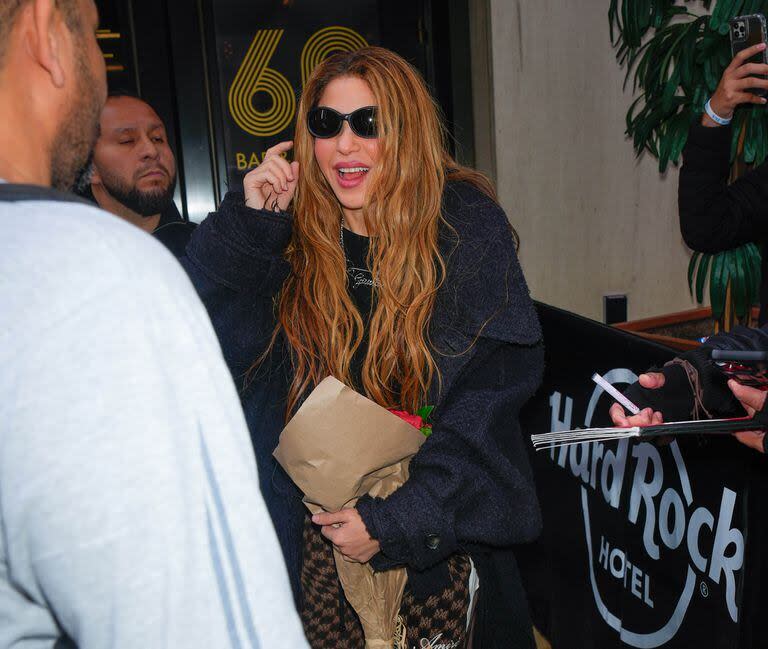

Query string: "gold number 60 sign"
[228, 26, 369, 137]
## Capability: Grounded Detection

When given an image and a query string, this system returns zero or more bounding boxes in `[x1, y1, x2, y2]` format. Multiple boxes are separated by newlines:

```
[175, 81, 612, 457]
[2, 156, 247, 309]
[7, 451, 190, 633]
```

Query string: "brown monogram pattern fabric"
[300, 517, 472, 649]
[398, 555, 471, 649]
[300, 517, 365, 648]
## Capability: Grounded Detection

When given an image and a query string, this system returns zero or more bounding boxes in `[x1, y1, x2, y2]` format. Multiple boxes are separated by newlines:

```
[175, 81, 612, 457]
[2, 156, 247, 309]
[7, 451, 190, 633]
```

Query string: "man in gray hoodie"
[0, 1, 308, 647]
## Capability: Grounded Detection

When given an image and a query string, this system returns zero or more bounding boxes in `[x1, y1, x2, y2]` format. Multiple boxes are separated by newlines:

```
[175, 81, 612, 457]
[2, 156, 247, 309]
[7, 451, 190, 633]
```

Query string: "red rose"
[388, 409, 424, 430]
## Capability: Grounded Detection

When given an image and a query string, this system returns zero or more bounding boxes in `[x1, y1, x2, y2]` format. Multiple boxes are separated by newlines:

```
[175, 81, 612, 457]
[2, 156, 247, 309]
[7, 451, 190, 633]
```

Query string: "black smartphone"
[711, 349, 768, 388]
[730, 14, 768, 97]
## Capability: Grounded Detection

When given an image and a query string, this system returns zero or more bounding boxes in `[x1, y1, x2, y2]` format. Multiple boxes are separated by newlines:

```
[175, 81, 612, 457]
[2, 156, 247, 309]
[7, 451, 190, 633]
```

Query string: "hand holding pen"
[531, 373, 768, 451]
[606, 371, 767, 453]
[602, 372, 665, 428]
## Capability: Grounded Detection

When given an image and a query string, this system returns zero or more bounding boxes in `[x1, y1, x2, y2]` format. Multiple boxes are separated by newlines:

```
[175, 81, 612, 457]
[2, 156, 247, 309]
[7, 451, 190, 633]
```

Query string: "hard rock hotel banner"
[519, 304, 768, 649]
[209, 1, 379, 186]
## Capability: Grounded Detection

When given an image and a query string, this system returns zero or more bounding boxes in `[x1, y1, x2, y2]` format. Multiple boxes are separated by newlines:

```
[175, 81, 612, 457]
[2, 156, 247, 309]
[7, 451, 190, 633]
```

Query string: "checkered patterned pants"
[300, 517, 471, 649]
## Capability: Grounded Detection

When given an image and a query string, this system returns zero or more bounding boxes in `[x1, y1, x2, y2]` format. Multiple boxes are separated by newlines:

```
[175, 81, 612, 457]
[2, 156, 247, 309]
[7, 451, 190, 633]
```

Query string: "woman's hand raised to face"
[706, 43, 768, 125]
[243, 141, 300, 211]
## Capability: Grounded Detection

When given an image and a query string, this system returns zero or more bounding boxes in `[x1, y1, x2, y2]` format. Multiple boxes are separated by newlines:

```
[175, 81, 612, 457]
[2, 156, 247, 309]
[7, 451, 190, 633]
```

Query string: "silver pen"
[592, 372, 641, 415]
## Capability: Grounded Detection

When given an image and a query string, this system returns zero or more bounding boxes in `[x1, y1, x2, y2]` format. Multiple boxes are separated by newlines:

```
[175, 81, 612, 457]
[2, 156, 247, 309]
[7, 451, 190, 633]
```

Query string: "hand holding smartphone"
[711, 348, 768, 389]
[729, 14, 768, 97]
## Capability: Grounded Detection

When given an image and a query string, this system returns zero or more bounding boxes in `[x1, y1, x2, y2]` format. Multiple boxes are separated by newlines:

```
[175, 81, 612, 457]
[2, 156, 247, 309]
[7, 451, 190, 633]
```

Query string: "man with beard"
[0, 1, 307, 648]
[87, 92, 195, 257]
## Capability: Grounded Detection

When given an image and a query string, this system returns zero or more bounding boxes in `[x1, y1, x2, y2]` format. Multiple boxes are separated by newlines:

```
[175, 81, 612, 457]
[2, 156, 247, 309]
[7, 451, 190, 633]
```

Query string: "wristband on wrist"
[705, 98, 732, 126]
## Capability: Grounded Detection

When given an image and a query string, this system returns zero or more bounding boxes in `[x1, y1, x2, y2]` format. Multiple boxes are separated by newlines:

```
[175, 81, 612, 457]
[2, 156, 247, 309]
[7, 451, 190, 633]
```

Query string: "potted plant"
[609, 0, 763, 330]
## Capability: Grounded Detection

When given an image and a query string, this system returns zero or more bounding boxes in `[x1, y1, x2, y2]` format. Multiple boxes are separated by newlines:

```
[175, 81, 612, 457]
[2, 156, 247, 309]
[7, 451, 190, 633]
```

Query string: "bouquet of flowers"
[273, 376, 428, 648]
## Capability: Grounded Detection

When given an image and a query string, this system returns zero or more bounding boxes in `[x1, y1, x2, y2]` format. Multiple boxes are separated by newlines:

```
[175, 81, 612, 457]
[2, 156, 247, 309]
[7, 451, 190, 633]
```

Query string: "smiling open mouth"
[337, 166, 369, 180]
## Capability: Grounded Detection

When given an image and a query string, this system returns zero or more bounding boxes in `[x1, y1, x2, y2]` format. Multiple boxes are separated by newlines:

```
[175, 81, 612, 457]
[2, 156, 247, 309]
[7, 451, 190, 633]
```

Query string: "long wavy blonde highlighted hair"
[277, 46, 495, 416]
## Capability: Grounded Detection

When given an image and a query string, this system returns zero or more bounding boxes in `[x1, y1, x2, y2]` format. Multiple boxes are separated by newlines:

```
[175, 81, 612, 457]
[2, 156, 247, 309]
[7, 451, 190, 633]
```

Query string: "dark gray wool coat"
[182, 180, 544, 648]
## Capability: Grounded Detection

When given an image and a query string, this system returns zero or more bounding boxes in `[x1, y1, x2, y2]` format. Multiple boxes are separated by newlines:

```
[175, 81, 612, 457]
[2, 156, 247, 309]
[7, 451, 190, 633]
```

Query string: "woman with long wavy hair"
[184, 46, 543, 648]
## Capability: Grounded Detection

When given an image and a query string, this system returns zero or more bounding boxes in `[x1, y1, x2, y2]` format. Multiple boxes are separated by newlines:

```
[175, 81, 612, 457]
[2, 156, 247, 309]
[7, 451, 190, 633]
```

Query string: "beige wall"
[473, 0, 698, 322]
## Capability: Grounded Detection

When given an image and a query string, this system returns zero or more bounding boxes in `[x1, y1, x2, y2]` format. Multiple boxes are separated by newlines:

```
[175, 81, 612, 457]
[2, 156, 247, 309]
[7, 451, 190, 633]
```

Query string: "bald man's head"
[0, 0, 82, 68]
[0, 0, 106, 189]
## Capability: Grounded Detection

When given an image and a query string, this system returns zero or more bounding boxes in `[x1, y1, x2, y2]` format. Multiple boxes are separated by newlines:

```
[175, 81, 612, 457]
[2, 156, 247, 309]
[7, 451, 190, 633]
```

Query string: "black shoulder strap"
[0, 183, 91, 205]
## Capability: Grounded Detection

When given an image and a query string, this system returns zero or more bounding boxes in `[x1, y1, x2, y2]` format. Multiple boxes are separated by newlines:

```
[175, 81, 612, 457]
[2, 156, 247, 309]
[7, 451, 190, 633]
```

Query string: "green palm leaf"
[730, 248, 747, 317]
[740, 246, 754, 311]
[745, 242, 762, 302]
[710, 252, 727, 319]
[696, 252, 712, 303]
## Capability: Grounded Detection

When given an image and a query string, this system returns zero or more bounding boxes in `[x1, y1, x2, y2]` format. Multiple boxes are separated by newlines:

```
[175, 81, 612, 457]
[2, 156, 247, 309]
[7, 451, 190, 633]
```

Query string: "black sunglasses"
[307, 106, 378, 139]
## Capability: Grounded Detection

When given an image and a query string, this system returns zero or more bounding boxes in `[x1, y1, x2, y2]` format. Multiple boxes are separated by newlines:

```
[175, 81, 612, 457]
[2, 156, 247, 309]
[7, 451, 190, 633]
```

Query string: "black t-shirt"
[342, 226, 377, 387]
[342, 226, 375, 314]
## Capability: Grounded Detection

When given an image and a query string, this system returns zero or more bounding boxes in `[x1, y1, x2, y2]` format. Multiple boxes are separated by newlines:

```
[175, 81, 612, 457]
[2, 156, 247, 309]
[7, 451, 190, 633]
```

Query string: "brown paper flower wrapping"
[273, 377, 426, 648]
